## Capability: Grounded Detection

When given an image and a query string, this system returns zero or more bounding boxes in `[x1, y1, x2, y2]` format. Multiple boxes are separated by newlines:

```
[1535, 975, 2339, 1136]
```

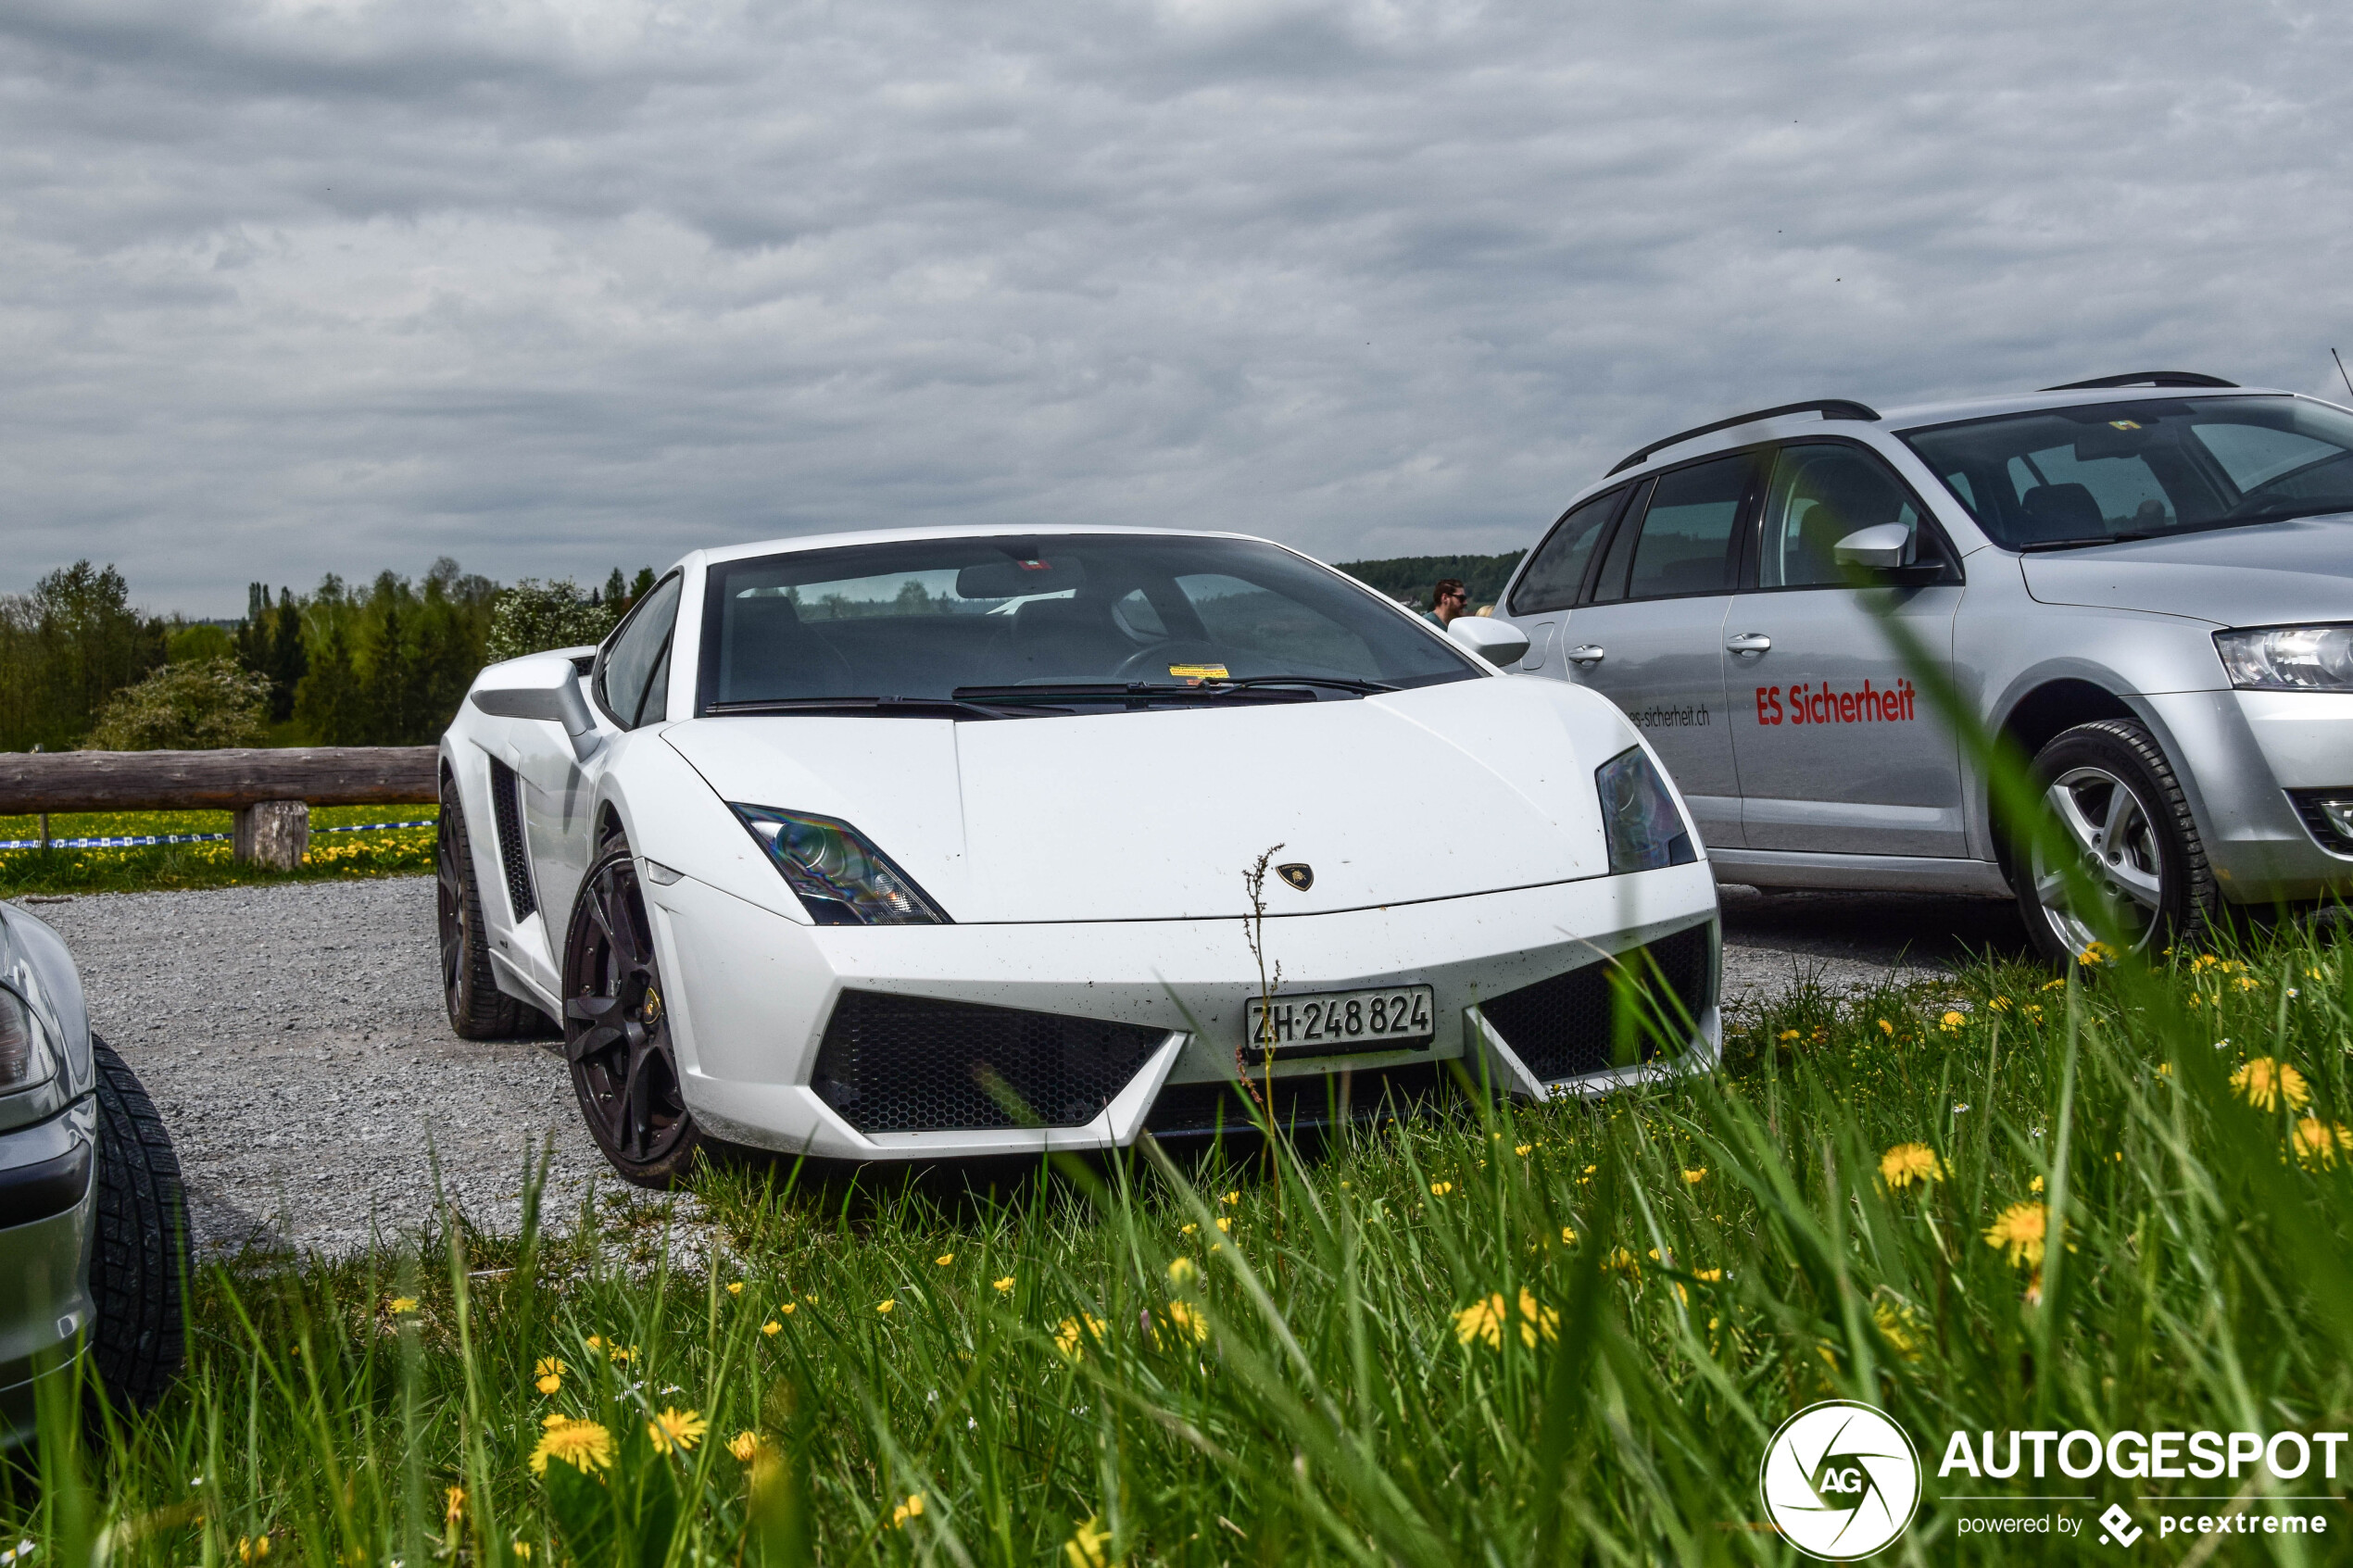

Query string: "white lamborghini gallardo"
[435, 527, 1720, 1185]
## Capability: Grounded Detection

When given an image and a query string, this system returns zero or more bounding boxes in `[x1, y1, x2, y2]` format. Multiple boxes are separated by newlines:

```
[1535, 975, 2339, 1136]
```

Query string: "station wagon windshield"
[1902, 395, 2353, 550]
[696, 534, 1478, 716]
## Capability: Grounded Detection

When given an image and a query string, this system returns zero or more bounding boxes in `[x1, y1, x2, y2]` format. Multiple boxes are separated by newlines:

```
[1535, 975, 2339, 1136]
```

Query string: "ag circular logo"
[1758, 1399, 1921, 1560]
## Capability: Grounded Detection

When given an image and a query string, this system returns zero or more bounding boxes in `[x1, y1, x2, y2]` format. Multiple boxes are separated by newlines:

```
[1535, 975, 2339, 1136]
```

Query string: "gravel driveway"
[14, 874, 2005, 1258]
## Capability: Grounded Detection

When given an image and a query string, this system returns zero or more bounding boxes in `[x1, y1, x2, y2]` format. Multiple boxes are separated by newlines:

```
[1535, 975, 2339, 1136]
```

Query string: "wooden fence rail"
[0, 746, 441, 868]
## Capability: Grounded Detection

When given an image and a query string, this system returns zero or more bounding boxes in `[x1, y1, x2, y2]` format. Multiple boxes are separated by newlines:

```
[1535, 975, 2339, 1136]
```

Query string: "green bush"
[82, 656, 271, 750]
[485, 579, 616, 664]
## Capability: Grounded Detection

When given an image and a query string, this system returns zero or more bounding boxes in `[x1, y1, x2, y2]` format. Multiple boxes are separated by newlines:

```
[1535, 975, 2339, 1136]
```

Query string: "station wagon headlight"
[728, 806, 950, 926]
[0, 987, 54, 1093]
[2216, 625, 2353, 692]
[1596, 746, 1697, 874]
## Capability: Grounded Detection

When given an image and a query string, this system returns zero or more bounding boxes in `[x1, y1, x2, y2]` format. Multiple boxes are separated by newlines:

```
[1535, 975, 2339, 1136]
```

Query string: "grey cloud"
[2, 0, 2349, 610]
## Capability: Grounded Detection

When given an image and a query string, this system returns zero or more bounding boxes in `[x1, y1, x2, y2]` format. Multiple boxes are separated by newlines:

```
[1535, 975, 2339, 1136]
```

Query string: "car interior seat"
[1007, 597, 1133, 678]
[717, 594, 855, 701]
[2019, 482, 2108, 542]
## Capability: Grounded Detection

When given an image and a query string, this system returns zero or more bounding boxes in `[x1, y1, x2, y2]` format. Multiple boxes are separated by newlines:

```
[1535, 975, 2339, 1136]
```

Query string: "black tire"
[561, 842, 704, 1188]
[2009, 718, 2220, 963]
[438, 771, 536, 1040]
[87, 1035, 185, 1411]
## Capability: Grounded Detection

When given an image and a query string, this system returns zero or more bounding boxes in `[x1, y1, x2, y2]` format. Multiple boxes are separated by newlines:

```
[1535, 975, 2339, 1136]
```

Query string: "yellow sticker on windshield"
[2108, 420, 2142, 431]
[1169, 664, 1229, 682]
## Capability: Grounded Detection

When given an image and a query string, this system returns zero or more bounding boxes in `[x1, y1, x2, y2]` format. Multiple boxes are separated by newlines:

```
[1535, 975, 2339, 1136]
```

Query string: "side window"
[1508, 488, 1624, 615]
[596, 573, 684, 728]
[1758, 444, 1923, 588]
[1610, 455, 1755, 602]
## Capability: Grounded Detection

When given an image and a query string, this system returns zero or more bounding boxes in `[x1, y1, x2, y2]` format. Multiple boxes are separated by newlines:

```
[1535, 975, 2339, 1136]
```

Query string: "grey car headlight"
[729, 806, 950, 926]
[2215, 625, 2353, 692]
[0, 987, 55, 1093]
[1596, 746, 1697, 874]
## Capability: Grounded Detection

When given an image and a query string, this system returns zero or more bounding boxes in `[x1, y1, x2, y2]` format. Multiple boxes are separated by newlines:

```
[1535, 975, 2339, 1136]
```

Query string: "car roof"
[687, 522, 1275, 572]
[1608, 382, 2321, 481]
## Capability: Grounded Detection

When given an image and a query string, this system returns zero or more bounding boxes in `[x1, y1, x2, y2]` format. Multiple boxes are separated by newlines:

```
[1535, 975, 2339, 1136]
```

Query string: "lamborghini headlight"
[2215, 625, 2353, 692]
[729, 806, 950, 926]
[1595, 746, 1696, 874]
[0, 987, 55, 1093]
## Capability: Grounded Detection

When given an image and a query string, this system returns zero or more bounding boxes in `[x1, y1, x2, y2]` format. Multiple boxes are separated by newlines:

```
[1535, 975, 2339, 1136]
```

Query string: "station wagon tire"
[563, 842, 704, 1189]
[88, 1035, 186, 1411]
[437, 774, 537, 1040]
[2012, 718, 2218, 963]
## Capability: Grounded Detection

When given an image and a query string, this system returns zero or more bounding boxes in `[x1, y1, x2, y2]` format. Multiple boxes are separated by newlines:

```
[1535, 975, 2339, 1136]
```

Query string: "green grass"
[0, 805, 436, 897]
[11, 922, 2353, 1564]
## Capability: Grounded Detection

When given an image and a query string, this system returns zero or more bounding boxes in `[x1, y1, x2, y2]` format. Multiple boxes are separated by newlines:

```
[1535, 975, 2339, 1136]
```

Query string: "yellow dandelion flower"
[1221, 1190, 1240, 1205]
[890, 1493, 925, 1528]
[936, 1253, 954, 1267]
[648, 1408, 708, 1455]
[1053, 1313, 1105, 1360]
[1692, 1267, 1723, 1282]
[1778, 1028, 1801, 1041]
[1165, 1256, 1198, 1286]
[761, 1320, 781, 1336]
[1877, 1019, 1894, 1035]
[1879, 1143, 1944, 1189]
[511, 1542, 532, 1560]
[2155, 1062, 2173, 1079]
[529, 1419, 614, 1475]
[2231, 1057, 2310, 1112]
[2041, 978, 2066, 992]
[1214, 1216, 1232, 1234]
[1560, 1226, 1577, 1246]
[781, 1302, 798, 1314]
[1516, 1288, 1559, 1347]
[1179, 1223, 1198, 1236]
[725, 1281, 745, 1297]
[2028, 1174, 2045, 1194]
[875, 1299, 896, 1316]
[541, 1411, 574, 1429]
[1065, 1515, 1113, 1568]
[1987, 996, 2011, 1012]
[1515, 1143, 1533, 1156]
[728, 1430, 762, 1462]
[1161, 1300, 1209, 1345]
[1681, 1167, 1707, 1184]
[1453, 1293, 1507, 1348]
[1983, 1202, 2047, 1269]
[1604, 1247, 1642, 1278]
[534, 1356, 566, 1395]
[445, 1486, 467, 1527]
[1429, 1181, 1453, 1197]
[2292, 1118, 2353, 1171]
[1939, 1010, 1966, 1032]
[993, 1276, 1015, 1293]
[2077, 942, 2114, 966]
[388, 1297, 419, 1315]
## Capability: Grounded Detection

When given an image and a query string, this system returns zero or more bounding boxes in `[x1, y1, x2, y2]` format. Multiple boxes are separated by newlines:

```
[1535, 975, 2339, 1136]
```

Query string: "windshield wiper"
[950, 682, 1317, 709]
[1211, 674, 1398, 695]
[2018, 532, 2158, 552]
[705, 696, 1029, 720]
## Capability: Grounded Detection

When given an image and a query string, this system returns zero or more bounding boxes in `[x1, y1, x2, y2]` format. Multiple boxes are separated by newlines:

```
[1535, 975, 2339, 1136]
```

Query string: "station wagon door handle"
[1725, 633, 1773, 655]
[1566, 644, 1606, 665]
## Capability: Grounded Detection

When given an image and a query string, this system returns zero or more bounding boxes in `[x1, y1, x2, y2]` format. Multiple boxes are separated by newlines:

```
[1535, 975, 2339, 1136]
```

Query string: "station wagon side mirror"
[1446, 617, 1531, 668]
[471, 674, 604, 761]
[1832, 523, 1917, 571]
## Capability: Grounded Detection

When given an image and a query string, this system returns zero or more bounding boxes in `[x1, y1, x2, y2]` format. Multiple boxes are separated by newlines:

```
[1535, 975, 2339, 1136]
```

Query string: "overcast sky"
[2, 0, 2347, 614]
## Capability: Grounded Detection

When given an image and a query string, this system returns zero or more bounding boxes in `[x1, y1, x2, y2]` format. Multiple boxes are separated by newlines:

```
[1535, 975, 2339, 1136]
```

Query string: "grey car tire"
[88, 1035, 186, 1411]
[2013, 718, 2220, 963]
[437, 775, 539, 1040]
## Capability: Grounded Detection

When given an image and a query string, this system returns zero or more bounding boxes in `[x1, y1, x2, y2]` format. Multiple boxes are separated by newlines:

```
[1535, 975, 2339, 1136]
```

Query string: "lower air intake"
[1477, 923, 1713, 1083]
[813, 991, 1167, 1134]
[1145, 1061, 1453, 1138]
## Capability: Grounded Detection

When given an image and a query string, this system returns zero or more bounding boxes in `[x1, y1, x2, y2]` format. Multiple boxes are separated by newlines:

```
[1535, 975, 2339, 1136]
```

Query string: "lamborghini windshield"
[1902, 395, 2353, 550]
[696, 533, 1478, 715]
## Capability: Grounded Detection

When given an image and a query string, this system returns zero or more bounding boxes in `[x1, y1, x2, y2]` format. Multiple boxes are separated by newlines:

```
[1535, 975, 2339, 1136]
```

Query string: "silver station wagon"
[1491, 371, 2353, 960]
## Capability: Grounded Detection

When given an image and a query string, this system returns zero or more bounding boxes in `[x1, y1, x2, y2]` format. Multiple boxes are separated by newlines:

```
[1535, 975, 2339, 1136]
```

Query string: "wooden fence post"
[233, 800, 311, 869]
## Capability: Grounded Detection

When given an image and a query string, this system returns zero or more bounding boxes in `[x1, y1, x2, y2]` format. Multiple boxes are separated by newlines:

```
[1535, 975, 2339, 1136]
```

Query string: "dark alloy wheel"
[562, 843, 703, 1188]
[2011, 718, 2221, 963]
[437, 771, 536, 1040]
[87, 1035, 186, 1411]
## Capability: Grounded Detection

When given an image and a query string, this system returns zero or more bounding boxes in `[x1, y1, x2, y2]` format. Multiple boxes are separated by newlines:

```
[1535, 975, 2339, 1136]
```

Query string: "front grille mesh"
[1145, 1061, 1451, 1137]
[1477, 924, 1712, 1083]
[487, 758, 536, 919]
[813, 991, 1166, 1134]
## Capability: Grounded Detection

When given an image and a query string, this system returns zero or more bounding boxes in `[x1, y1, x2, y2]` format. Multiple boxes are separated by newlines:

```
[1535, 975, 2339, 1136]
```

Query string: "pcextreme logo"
[1759, 1400, 1922, 1560]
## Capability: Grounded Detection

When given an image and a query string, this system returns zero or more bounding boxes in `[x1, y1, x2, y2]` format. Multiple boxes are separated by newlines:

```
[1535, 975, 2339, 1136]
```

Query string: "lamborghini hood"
[662, 680, 1617, 922]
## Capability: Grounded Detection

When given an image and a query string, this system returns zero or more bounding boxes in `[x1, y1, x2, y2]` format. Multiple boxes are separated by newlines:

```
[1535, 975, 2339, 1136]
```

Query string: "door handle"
[1566, 644, 1606, 665]
[1725, 633, 1772, 655]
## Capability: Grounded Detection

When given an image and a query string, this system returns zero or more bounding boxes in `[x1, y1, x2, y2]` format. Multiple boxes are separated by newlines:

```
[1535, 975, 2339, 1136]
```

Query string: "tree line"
[0, 559, 656, 752]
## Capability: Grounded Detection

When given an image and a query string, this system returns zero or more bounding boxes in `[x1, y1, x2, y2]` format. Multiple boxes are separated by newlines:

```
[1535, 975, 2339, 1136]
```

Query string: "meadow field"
[7, 920, 2351, 1564]
[0, 807, 436, 897]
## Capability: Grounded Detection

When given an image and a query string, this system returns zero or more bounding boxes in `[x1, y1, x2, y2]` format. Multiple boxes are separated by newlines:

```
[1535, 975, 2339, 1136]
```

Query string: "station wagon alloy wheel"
[563, 844, 702, 1187]
[2017, 718, 2217, 963]
[2033, 765, 2164, 952]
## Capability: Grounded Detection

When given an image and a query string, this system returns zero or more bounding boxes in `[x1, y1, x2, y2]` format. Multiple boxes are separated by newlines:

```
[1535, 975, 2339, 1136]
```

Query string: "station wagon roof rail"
[1607, 399, 1882, 476]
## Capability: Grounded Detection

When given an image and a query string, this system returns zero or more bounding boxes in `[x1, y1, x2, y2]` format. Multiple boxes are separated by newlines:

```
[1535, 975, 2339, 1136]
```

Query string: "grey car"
[1491, 371, 2353, 960]
[0, 900, 184, 1440]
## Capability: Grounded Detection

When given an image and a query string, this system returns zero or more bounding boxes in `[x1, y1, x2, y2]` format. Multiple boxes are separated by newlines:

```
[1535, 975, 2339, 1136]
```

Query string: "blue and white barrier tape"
[0, 819, 436, 850]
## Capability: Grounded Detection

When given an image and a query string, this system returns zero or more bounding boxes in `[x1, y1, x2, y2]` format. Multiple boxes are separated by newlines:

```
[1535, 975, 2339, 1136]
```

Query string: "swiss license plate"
[1246, 985, 1436, 1058]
